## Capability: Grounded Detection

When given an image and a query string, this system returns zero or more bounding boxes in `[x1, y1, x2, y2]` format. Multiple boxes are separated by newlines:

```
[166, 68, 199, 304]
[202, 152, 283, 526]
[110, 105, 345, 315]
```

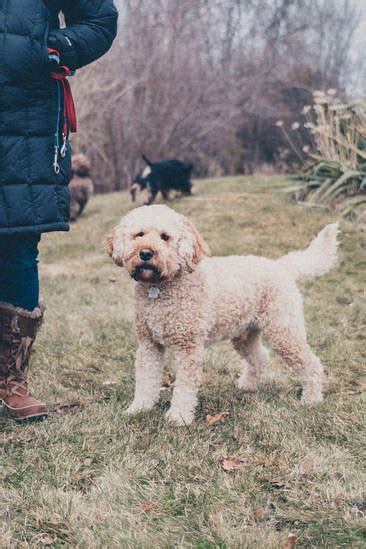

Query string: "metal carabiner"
[53, 146, 60, 174]
[60, 134, 67, 158]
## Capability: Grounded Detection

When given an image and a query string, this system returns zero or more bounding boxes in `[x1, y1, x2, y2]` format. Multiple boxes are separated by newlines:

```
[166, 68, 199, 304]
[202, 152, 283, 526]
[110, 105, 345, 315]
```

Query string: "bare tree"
[69, 0, 364, 191]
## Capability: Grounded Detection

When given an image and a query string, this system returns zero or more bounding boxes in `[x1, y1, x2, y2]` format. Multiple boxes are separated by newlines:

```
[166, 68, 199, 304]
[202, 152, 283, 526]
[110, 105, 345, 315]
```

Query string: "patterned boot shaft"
[0, 303, 47, 421]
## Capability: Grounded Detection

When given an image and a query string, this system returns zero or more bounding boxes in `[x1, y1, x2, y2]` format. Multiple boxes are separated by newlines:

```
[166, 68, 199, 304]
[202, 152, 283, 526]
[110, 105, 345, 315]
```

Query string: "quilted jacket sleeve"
[48, 0, 118, 70]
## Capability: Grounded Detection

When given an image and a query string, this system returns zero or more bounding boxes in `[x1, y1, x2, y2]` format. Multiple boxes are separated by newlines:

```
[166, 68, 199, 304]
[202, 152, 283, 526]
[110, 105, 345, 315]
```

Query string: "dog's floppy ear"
[104, 227, 124, 267]
[104, 232, 114, 257]
[142, 154, 152, 166]
[179, 217, 210, 272]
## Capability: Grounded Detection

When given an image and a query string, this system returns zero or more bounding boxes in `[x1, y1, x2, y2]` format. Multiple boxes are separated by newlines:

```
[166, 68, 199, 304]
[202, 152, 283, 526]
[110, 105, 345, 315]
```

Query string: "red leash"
[48, 48, 77, 134]
[48, 48, 77, 173]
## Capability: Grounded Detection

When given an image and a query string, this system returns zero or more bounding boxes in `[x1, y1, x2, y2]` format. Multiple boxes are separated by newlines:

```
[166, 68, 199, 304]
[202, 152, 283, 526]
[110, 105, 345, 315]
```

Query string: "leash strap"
[49, 59, 77, 133]
[51, 75, 77, 134]
[48, 48, 77, 173]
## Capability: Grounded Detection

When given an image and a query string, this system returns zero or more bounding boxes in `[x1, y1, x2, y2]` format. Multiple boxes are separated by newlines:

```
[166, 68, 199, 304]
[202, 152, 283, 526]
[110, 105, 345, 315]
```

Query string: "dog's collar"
[148, 286, 160, 299]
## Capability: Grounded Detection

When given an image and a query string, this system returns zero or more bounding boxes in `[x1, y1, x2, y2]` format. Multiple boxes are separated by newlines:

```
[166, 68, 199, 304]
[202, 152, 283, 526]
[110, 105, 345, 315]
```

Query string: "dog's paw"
[300, 377, 323, 405]
[300, 389, 323, 405]
[165, 407, 194, 425]
[260, 346, 271, 367]
[123, 401, 153, 416]
[237, 375, 258, 392]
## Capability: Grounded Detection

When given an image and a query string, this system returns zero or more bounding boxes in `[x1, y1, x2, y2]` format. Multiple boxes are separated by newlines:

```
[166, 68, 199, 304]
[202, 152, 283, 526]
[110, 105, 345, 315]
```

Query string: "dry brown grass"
[1, 176, 365, 547]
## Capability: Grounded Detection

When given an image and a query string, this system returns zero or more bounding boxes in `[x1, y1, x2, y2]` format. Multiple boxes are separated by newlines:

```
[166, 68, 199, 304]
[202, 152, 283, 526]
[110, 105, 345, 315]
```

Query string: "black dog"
[130, 155, 193, 205]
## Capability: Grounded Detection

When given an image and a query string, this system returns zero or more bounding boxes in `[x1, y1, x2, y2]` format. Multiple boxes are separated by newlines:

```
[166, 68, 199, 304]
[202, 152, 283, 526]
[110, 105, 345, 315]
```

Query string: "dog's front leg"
[144, 183, 158, 205]
[125, 339, 164, 415]
[166, 345, 204, 425]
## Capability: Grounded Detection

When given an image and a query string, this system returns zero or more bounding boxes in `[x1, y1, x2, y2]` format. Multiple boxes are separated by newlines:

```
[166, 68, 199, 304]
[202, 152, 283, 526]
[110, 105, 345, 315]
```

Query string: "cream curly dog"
[106, 205, 339, 425]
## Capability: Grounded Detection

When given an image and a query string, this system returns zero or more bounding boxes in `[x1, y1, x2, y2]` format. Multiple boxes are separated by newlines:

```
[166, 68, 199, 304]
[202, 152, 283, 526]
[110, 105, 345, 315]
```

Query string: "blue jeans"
[0, 234, 40, 311]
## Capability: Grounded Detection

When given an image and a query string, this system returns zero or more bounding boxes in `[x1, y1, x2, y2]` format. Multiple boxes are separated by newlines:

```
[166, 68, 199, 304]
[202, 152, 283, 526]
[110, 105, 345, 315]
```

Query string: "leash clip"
[53, 146, 60, 174]
[60, 134, 67, 158]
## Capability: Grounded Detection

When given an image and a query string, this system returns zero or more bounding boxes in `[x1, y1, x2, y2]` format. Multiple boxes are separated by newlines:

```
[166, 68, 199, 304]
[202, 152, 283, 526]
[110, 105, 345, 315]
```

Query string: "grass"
[1, 176, 365, 547]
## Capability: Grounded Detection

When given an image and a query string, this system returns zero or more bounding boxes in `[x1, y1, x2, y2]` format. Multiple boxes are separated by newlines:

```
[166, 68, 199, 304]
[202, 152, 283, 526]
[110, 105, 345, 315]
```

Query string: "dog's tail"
[142, 154, 152, 166]
[277, 223, 339, 282]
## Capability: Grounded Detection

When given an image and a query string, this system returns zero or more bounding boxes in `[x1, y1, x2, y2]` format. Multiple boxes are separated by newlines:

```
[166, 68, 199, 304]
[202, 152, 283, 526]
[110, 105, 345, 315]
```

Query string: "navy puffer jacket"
[0, 0, 118, 234]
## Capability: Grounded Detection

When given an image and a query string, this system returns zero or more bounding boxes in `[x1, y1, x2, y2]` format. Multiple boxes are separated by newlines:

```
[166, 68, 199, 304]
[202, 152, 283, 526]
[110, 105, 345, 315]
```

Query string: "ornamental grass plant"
[284, 90, 366, 220]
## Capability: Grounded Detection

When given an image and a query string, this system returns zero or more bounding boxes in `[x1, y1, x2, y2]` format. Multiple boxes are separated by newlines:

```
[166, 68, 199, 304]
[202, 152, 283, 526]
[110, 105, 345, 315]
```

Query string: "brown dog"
[69, 154, 94, 221]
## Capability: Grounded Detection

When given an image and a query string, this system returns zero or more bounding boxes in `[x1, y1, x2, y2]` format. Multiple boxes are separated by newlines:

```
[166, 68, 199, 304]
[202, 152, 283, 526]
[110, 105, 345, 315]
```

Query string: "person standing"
[0, 0, 118, 421]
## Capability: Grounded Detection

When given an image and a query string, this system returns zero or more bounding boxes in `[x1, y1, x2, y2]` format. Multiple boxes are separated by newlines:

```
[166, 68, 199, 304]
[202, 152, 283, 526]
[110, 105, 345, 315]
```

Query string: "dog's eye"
[161, 233, 170, 241]
[135, 232, 144, 238]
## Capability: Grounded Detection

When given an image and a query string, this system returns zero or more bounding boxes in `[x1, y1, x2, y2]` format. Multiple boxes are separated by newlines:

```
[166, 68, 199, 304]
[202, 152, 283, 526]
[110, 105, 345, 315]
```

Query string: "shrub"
[285, 91, 366, 219]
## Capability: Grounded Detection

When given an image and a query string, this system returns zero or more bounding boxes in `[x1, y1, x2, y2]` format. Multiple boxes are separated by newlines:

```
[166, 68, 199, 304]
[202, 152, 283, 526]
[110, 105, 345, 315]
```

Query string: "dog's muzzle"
[132, 262, 161, 282]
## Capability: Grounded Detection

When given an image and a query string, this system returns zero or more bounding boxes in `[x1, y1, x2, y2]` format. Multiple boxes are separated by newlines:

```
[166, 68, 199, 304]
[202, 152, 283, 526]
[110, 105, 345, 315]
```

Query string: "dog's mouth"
[132, 262, 161, 282]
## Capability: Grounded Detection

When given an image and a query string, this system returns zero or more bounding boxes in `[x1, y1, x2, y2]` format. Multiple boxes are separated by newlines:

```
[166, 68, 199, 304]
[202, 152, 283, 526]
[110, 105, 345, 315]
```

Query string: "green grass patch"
[1, 176, 365, 547]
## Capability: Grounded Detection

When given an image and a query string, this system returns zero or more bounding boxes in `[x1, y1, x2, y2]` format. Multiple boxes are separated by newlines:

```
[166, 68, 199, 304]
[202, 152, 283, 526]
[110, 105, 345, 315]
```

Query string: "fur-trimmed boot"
[0, 302, 47, 421]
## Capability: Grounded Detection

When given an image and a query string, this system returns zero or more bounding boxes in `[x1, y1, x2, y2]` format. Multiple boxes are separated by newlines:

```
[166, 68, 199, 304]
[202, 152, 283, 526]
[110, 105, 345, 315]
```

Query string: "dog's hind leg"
[262, 321, 324, 404]
[125, 339, 165, 415]
[232, 329, 269, 392]
[166, 345, 204, 425]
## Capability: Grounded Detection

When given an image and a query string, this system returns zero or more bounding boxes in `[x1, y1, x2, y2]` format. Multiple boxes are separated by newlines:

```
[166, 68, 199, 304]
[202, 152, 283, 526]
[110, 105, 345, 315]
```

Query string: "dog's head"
[130, 166, 152, 202]
[130, 155, 155, 201]
[72, 154, 91, 177]
[105, 205, 210, 283]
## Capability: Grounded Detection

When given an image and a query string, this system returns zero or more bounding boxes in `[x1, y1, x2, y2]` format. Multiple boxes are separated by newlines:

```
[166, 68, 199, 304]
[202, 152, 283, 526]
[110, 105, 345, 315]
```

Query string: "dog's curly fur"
[106, 205, 339, 425]
[69, 154, 94, 221]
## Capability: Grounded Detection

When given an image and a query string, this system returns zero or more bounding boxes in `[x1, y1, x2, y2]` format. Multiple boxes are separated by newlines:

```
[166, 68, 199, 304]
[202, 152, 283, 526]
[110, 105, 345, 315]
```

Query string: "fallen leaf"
[219, 456, 245, 472]
[283, 533, 297, 548]
[254, 507, 266, 521]
[49, 399, 88, 415]
[140, 503, 153, 512]
[162, 371, 175, 388]
[206, 411, 229, 426]
[355, 288, 364, 294]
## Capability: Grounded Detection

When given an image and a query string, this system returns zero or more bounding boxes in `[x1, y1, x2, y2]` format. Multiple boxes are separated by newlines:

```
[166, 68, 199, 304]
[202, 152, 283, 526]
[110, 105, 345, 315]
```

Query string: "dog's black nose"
[140, 249, 154, 261]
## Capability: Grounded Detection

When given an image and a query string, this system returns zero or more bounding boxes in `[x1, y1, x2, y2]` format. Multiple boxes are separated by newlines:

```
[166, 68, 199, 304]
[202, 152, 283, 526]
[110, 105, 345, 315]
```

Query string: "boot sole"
[1, 399, 48, 423]
[14, 413, 48, 423]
